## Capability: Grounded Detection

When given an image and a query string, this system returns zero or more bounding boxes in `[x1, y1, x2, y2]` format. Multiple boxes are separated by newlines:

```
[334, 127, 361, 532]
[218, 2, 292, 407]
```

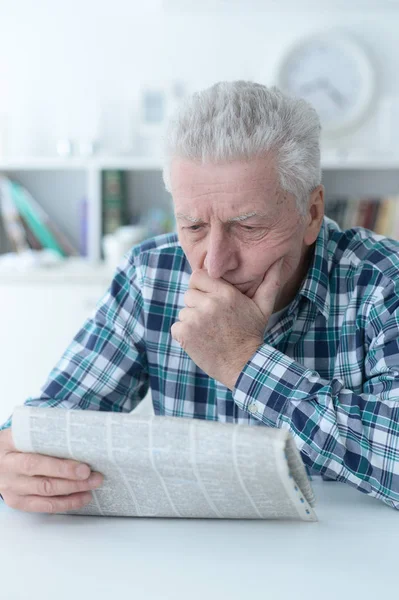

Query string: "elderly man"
[1, 81, 399, 513]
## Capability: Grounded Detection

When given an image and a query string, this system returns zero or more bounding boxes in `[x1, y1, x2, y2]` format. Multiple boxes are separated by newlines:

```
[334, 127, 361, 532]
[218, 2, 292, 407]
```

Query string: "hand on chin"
[170, 262, 283, 389]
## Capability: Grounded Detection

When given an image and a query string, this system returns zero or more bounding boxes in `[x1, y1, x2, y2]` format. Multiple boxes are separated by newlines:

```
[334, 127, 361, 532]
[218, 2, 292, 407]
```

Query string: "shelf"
[0, 157, 92, 170]
[0, 257, 112, 284]
[1, 155, 399, 171]
[1, 152, 399, 264]
[320, 155, 399, 170]
[0, 156, 164, 171]
[96, 156, 163, 170]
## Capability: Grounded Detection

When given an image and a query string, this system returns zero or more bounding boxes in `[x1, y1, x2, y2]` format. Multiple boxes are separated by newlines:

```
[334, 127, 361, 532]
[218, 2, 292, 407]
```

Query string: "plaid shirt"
[2, 217, 399, 509]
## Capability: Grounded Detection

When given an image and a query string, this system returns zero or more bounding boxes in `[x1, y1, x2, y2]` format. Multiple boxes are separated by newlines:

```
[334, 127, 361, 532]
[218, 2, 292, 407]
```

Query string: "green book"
[102, 170, 126, 235]
[10, 181, 66, 257]
[0, 177, 31, 253]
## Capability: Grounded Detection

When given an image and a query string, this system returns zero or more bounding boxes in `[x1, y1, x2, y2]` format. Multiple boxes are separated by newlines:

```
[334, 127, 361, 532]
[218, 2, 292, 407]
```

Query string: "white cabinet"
[0, 266, 112, 424]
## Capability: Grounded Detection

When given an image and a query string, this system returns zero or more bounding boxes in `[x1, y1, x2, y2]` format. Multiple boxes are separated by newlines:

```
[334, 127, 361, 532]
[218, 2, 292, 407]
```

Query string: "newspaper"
[11, 406, 317, 521]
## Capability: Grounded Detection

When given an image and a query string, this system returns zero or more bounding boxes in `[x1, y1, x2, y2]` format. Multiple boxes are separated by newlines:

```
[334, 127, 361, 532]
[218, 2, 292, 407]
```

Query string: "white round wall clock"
[275, 32, 377, 137]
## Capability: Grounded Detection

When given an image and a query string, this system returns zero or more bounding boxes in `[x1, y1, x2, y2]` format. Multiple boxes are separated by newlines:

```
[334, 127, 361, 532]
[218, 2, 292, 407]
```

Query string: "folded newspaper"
[11, 406, 317, 521]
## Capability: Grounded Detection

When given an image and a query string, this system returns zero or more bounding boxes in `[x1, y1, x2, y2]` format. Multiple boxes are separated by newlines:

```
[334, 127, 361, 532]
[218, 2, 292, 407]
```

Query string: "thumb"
[252, 258, 284, 318]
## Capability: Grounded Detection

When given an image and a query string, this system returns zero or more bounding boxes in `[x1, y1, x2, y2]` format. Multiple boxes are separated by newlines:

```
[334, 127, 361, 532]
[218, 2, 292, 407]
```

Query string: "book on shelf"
[102, 170, 127, 236]
[325, 194, 399, 239]
[0, 210, 11, 254]
[0, 177, 31, 253]
[0, 176, 79, 258]
[18, 214, 44, 251]
[79, 196, 88, 257]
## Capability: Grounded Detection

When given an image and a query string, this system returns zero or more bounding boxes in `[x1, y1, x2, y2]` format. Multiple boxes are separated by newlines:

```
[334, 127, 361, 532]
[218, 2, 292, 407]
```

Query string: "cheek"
[178, 238, 203, 270]
[243, 249, 273, 277]
[242, 237, 301, 280]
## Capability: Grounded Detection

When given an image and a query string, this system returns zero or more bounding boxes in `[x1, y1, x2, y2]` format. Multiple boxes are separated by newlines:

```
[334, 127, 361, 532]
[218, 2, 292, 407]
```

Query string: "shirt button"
[248, 403, 257, 414]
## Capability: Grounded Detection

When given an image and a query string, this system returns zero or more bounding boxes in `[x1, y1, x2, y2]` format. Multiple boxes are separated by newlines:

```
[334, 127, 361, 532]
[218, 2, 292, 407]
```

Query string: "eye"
[185, 224, 204, 232]
[240, 225, 256, 231]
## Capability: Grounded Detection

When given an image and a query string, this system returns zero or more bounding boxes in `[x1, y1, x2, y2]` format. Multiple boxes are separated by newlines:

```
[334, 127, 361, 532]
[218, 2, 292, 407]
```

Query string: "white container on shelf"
[102, 225, 148, 270]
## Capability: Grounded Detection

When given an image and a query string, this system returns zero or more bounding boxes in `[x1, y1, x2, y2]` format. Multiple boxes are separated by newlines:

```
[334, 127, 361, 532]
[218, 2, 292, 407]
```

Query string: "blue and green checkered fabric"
[3, 217, 399, 508]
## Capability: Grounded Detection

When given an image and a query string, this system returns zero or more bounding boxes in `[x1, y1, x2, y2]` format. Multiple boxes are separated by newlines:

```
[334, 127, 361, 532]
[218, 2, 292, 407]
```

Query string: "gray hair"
[162, 80, 322, 215]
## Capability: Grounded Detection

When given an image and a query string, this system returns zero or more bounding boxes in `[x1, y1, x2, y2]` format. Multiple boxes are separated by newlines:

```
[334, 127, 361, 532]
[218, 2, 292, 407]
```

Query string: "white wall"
[1, 0, 399, 157]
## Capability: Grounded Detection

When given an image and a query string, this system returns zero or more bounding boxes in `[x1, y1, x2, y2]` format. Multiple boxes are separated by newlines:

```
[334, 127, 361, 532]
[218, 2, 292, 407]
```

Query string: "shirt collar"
[290, 217, 331, 320]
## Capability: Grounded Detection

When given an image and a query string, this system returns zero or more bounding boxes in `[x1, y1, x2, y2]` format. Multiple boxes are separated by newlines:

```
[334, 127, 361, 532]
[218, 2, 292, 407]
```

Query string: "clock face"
[277, 35, 376, 135]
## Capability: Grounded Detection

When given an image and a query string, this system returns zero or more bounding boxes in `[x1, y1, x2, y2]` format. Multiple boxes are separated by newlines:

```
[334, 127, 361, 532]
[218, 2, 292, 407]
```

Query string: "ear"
[303, 185, 325, 247]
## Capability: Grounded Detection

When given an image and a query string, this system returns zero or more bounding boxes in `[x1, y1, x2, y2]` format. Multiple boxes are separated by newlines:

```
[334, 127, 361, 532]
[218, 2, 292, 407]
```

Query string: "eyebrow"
[176, 213, 204, 223]
[176, 211, 268, 223]
[228, 211, 260, 222]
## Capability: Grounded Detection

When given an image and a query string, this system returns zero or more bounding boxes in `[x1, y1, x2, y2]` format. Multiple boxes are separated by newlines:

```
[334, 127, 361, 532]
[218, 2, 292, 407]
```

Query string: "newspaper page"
[11, 406, 317, 521]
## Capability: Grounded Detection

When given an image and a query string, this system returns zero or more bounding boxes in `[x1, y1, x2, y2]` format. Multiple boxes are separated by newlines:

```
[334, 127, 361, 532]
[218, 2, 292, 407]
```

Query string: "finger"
[1, 472, 103, 497]
[3, 451, 92, 481]
[178, 307, 187, 322]
[252, 258, 284, 318]
[184, 288, 205, 308]
[171, 321, 186, 349]
[171, 321, 181, 342]
[8, 491, 94, 514]
[178, 307, 197, 322]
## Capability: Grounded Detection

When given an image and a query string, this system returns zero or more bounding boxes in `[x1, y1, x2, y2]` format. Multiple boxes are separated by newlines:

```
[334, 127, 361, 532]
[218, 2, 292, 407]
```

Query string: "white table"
[0, 478, 396, 600]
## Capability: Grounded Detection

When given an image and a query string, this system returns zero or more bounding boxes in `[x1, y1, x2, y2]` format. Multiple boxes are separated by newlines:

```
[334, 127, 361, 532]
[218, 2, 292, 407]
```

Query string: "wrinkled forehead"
[170, 156, 290, 218]
[170, 156, 280, 194]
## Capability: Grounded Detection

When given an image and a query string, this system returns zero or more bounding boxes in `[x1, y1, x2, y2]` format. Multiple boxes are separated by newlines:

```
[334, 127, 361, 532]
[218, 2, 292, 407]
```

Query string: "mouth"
[229, 281, 256, 294]
[223, 279, 250, 287]
[228, 279, 265, 299]
[233, 282, 251, 289]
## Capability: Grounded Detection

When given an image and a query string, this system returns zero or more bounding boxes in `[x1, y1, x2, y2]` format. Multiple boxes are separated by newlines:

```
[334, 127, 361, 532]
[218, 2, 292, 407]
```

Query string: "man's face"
[171, 155, 315, 310]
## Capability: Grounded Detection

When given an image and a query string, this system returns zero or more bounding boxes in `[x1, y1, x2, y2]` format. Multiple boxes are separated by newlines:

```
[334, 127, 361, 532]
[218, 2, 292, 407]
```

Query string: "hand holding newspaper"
[11, 406, 317, 521]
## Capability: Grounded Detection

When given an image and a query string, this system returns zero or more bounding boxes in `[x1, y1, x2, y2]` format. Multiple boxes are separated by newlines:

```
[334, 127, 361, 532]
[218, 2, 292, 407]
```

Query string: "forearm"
[233, 343, 399, 508]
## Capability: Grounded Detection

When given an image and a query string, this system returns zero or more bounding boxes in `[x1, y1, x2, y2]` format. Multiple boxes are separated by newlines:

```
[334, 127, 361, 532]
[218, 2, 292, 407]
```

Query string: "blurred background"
[1, 0, 399, 421]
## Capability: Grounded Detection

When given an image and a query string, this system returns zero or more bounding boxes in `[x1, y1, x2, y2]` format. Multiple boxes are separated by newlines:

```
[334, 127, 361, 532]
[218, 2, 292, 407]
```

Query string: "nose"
[203, 228, 238, 279]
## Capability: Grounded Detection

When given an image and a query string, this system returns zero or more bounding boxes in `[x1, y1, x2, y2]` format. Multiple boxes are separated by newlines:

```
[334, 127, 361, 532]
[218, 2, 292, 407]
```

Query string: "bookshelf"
[0, 157, 171, 261]
[2, 153, 399, 262]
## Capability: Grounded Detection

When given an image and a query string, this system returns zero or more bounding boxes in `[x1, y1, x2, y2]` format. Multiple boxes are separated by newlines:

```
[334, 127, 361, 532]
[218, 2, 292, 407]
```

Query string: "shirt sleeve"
[0, 255, 149, 432]
[233, 286, 399, 510]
